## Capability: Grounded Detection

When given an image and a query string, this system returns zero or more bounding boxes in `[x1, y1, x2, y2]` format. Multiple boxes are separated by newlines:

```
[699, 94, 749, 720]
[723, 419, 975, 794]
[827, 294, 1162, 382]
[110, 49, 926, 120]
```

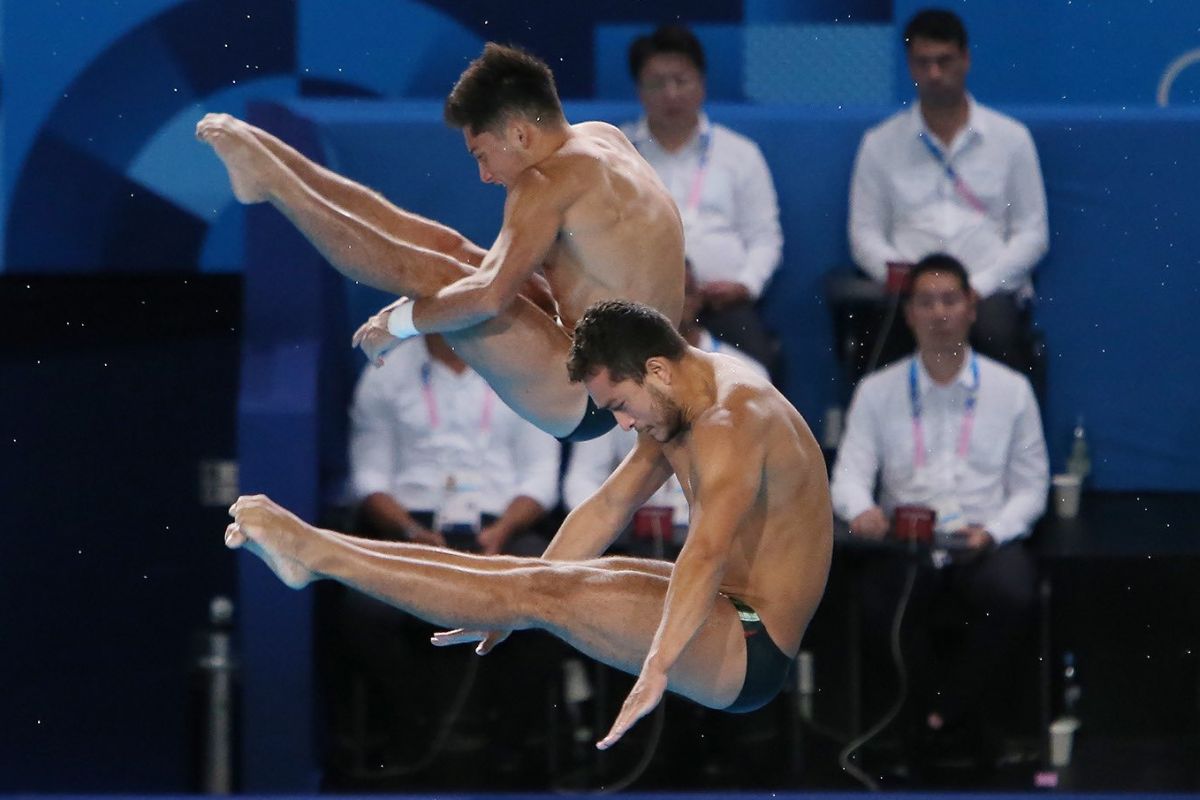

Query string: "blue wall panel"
[892, 0, 1200, 106]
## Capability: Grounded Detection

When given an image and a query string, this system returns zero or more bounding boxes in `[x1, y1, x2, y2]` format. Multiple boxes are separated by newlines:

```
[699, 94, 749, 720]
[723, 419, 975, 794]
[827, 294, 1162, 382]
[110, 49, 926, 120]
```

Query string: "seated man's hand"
[351, 298, 409, 366]
[476, 522, 511, 556]
[849, 506, 889, 539]
[959, 524, 994, 550]
[405, 524, 446, 548]
[700, 280, 751, 310]
[430, 628, 510, 655]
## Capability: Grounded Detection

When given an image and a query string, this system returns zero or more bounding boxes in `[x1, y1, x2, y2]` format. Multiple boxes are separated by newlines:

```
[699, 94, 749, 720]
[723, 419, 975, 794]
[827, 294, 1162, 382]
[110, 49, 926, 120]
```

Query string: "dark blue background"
[3, 0, 1199, 791]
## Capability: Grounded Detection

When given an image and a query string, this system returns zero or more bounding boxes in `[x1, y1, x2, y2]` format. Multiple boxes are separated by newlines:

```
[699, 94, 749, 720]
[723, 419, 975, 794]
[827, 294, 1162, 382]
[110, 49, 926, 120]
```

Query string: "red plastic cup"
[892, 504, 936, 544]
[633, 506, 673, 540]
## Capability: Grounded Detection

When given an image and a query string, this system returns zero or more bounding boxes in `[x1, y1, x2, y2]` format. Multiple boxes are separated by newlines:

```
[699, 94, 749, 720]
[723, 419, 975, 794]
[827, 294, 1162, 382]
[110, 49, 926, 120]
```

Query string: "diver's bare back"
[667, 355, 833, 657]
[538, 121, 685, 330]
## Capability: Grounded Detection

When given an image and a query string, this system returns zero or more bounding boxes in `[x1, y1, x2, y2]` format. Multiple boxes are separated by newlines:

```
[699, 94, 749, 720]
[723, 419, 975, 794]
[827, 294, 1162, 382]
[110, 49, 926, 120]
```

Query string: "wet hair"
[567, 300, 688, 384]
[904, 253, 972, 300]
[444, 42, 565, 135]
[903, 8, 968, 51]
[628, 24, 707, 81]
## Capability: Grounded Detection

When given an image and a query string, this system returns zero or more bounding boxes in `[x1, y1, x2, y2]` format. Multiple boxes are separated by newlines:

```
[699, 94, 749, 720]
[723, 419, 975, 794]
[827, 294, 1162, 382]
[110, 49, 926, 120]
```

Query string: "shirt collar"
[913, 347, 976, 394]
[629, 112, 711, 153]
[909, 93, 985, 146]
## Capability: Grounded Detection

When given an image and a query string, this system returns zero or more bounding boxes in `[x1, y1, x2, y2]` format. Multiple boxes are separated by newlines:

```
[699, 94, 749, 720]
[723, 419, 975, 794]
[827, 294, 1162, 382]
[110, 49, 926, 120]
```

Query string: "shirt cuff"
[983, 516, 1030, 546]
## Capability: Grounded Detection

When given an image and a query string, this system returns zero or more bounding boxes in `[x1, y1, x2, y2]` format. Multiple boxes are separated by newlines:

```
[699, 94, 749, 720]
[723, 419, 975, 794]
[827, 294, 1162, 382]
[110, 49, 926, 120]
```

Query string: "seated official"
[829, 253, 1049, 769]
[847, 9, 1048, 378]
[326, 333, 561, 777]
[622, 24, 784, 371]
[349, 333, 560, 556]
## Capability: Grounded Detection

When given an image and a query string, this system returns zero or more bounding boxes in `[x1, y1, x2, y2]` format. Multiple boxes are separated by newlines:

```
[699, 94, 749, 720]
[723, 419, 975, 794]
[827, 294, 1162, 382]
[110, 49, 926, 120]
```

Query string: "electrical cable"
[368, 650, 481, 777]
[837, 546, 919, 791]
[554, 523, 670, 795]
[862, 287, 904, 377]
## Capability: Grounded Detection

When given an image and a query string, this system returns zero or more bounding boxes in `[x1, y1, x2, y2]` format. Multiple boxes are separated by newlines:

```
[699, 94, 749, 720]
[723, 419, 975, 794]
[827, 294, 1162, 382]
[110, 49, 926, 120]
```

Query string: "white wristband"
[385, 299, 419, 340]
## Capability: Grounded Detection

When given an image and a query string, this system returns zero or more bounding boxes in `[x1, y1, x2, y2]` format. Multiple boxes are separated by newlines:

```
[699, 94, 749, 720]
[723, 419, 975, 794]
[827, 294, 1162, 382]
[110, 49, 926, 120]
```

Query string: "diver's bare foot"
[196, 113, 273, 204]
[225, 494, 317, 589]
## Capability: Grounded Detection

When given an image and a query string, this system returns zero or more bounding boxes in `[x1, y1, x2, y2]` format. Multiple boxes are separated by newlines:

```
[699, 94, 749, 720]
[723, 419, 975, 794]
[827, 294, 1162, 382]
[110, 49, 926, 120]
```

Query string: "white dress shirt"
[349, 338, 560, 519]
[563, 338, 768, 516]
[622, 114, 784, 298]
[830, 349, 1048, 545]
[848, 97, 1049, 298]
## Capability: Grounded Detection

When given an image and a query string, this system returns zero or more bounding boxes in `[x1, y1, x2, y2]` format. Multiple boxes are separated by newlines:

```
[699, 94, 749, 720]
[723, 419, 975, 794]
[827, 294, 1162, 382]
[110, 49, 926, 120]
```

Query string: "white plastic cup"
[1052, 473, 1083, 519]
[1049, 716, 1080, 767]
[821, 406, 844, 450]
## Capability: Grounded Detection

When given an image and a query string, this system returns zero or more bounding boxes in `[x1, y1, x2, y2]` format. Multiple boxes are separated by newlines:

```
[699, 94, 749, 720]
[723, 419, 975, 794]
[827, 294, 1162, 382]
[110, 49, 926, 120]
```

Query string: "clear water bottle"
[1066, 417, 1091, 481]
[1062, 651, 1081, 717]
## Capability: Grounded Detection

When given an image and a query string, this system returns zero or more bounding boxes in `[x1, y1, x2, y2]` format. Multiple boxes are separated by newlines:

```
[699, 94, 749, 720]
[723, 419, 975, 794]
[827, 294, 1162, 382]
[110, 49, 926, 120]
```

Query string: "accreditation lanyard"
[683, 129, 714, 214]
[909, 353, 980, 470]
[918, 132, 988, 215]
[419, 361, 494, 433]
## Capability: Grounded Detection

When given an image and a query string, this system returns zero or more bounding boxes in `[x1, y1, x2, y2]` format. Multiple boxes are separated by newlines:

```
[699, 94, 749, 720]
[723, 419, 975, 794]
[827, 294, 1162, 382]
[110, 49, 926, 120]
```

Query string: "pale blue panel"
[594, 23, 745, 101]
[745, 23, 894, 105]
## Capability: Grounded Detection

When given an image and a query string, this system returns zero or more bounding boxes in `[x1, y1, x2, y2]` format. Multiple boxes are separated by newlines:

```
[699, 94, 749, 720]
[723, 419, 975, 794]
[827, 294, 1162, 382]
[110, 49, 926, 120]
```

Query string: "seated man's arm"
[728, 143, 783, 301]
[563, 432, 625, 510]
[830, 380, 888, 537]
[981, 379, 1050, 544]
[348, 357, 444, 544]
[359, 493, 443, 546]
[478, 417, 562, 554]
[478, 495, 547, 556]
[969, 128, 1050, 297]
[409, 171, 571, 333]
[848, 134, 904, 282]
[599, 408, 764, 748]
[543, 433, 674, 561]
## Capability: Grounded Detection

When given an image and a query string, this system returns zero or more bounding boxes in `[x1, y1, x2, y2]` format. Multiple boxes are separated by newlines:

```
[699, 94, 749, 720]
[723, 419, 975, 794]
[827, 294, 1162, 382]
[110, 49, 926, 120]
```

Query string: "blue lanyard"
[918, 132, 987, 214]
[919, 132, 960, 181]
[909, 353, 980, 468]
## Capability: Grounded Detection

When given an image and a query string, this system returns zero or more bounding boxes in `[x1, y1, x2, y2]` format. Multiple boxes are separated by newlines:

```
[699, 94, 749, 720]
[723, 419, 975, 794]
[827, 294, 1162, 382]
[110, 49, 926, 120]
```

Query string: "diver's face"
[584, 367, 685, 443]
[464, 124, 525, 187]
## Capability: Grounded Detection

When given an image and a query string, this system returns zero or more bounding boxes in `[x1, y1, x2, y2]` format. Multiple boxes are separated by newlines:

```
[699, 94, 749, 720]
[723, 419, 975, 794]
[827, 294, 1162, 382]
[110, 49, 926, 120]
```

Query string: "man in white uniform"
[831, 253, 1048, 769]
[623, 24, 783, 371]
[848, 8, 1048, 376]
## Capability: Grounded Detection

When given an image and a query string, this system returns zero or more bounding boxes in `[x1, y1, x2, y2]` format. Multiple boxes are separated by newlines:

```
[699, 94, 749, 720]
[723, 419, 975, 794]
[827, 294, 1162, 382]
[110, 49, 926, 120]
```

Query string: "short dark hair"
[567, 300, 688, 384]
[903, 9, 968, 51]
[628, 24, 706, 81]
[904, 253, 972, 300]
[444, 42, 565, 135]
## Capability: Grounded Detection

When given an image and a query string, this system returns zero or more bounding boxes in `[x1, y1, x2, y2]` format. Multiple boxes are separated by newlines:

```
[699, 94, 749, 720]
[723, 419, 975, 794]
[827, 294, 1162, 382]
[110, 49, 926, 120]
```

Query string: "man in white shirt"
[349, 334, 560, 556]
[848, 9, 1048, 377]
[623, 24, 783, 371]
[333, 333, 562, 770]
[830, 253, 1048, 767]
